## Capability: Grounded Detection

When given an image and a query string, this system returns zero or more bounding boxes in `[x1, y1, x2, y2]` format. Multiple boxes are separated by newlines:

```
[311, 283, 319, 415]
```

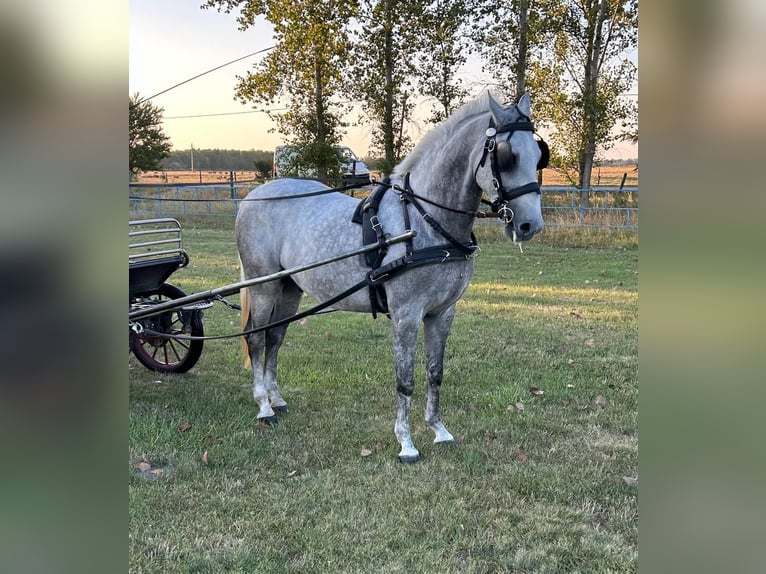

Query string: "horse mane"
[395, 90, 501, 175]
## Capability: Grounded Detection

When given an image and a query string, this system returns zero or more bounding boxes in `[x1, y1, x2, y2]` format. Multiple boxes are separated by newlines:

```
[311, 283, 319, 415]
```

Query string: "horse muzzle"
[505, 218, 543, 242]
[496, 183, 544, 242]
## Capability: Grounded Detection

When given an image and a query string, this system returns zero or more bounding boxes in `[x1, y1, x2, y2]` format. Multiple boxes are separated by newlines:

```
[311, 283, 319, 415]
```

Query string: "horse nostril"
[519, 222, 532, 234]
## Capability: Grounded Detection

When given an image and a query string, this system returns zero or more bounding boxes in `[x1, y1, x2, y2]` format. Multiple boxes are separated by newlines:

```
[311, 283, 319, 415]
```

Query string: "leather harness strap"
[352, 173, 478, 317]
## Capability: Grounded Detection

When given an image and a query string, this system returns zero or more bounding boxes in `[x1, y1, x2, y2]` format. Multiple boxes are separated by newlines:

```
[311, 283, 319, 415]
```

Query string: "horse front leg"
[423, 306, 456, 444]
[392, 317, 421, 463]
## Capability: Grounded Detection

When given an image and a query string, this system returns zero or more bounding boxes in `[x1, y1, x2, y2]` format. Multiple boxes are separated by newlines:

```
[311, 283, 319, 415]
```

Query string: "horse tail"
[239, 259, 252, 369]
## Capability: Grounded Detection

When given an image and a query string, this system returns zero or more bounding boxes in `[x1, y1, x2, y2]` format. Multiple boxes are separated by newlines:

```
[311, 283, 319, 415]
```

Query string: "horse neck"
[401, 116, 486, 242]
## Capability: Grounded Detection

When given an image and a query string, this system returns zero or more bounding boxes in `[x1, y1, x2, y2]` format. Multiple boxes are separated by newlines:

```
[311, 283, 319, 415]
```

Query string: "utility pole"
[190, 143, 194, 171]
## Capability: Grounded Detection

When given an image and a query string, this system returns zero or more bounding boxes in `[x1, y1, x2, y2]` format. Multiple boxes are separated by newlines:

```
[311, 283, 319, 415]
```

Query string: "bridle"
[475, 113, 546, 224]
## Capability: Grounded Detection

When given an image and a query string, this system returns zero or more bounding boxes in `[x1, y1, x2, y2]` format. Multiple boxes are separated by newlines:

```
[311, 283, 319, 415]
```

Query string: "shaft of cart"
[129, 230, 417, 321]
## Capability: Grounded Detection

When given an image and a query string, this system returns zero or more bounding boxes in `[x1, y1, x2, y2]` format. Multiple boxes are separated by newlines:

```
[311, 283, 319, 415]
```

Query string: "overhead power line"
[165, 108, 289, 120]
[130, 46, 274, 109]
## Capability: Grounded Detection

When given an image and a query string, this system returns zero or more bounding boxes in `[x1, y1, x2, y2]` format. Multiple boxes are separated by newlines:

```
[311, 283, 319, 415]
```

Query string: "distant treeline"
[598, 158, 638, 167]
[160, 149, 274, 172]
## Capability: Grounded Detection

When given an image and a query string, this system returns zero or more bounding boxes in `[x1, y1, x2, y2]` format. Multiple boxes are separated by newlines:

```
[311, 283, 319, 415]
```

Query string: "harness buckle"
[368, 269, 389, 285]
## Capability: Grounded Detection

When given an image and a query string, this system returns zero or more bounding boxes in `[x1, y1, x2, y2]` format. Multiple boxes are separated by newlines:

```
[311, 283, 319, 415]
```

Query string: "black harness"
[352, 174, 478, 317]
[352, 114, 547, 317]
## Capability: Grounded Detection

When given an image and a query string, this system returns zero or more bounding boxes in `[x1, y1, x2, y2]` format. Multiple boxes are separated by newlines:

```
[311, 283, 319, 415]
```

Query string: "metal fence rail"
[129, 183, 638, 229]
[540, 186, 638, 229]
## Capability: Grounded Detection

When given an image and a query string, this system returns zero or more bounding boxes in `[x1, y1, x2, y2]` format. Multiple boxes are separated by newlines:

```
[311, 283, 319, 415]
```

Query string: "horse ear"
[488, 92, 507, 125]
[517, 92, 531, 117]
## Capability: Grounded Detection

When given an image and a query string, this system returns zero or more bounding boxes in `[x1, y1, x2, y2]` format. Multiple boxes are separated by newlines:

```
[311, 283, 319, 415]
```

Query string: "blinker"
[495, 140, 515, 169]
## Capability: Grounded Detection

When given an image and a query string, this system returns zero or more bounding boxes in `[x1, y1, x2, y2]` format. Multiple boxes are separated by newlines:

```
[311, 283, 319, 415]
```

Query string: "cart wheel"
[130, 283, 204, 373]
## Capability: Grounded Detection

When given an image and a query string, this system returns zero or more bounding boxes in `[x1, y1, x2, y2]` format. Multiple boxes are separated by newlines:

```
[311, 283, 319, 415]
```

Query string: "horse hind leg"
[243, 283, 283, 424]
[262, 278, 302, 415]
[424, 307, 457, 444]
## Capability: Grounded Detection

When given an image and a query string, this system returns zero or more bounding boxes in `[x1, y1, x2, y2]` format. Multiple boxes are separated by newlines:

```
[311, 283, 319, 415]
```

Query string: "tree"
[160, 148, 274, 171]
[252, 158, 273, 179]
[129, 93, 172, 174]
[415, 0, 471, 124]
[527, 0, 637, 201]
[474, 0, 558, 100]
[351, 0, 422, 174]
[203, 0, 358, 180]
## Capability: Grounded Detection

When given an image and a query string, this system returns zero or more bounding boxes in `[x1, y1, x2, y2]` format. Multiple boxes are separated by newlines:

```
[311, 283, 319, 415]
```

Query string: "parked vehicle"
[272, 145, 370, 185]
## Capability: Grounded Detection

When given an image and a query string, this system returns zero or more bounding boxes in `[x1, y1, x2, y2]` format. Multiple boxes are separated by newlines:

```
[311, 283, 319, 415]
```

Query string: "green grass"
[130, 219, 638, 573]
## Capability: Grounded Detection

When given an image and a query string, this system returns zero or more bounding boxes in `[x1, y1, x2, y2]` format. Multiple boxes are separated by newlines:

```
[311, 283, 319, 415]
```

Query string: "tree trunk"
[314, 54, 328, 179]
[383, 0, 395, 173]
[580, 0, 609, 207]
[515, 0, 529, 100]
[396, 92, 408, 159]
[441, 58, 450, 119]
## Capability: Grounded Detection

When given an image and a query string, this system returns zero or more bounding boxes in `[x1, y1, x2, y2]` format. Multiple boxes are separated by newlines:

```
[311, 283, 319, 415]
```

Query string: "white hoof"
[398, 444, 420, 464]
[256, 404, 275, 420]
[431, 422, 455, 444]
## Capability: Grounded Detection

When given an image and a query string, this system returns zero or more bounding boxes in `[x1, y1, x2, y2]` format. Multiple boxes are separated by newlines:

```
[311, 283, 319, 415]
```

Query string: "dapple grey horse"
[236, 91, 545, 462]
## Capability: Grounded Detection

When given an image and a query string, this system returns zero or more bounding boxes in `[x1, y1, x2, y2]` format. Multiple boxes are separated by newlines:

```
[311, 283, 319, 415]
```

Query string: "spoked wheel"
[130, 283, 204, 373]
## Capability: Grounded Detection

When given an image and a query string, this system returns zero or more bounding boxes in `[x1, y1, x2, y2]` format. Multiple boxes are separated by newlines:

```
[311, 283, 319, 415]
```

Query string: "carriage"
[129, 218, 210, 373]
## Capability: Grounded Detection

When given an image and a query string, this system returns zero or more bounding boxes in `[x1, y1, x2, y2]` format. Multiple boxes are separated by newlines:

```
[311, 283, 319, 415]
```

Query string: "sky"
[129, 0, 638, 159]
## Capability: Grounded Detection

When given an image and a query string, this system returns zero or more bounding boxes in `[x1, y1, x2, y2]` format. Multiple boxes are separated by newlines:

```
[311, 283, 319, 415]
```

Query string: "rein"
[395, 173, 477, 255]
[370, 177, 503, 220]
[352, 174, 478, 316]
[134, 277, 371, 341]
[128, 180, 368, 204]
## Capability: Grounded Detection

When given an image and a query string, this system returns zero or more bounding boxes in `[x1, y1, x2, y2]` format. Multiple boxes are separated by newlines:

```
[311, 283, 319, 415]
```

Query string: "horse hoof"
[258, 415, 279, 426]
[272, 405, 288, 414]
[398, 454, 421, 464]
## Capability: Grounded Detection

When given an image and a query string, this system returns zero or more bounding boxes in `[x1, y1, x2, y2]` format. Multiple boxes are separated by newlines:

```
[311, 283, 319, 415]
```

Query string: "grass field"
[129, 221, 638, 573]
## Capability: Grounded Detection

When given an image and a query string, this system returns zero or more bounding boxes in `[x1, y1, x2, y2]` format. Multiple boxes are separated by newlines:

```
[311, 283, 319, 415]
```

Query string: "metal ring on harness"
[498, 204, 514, 224]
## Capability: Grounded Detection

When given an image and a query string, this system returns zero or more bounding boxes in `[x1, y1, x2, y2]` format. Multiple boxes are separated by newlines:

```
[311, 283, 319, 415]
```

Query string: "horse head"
[476, 92, 546, 242]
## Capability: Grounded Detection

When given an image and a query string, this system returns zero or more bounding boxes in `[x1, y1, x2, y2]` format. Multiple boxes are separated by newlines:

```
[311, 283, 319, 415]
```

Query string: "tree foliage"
[474, 0, 560, 100]
[527, 0, 637, 192]
[202, 0, 357, 179]
[129, 93, 172, 174]
[414, 0, 471, 124]
[194, 0, 637, 185]
[351, 0, 423, 174]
